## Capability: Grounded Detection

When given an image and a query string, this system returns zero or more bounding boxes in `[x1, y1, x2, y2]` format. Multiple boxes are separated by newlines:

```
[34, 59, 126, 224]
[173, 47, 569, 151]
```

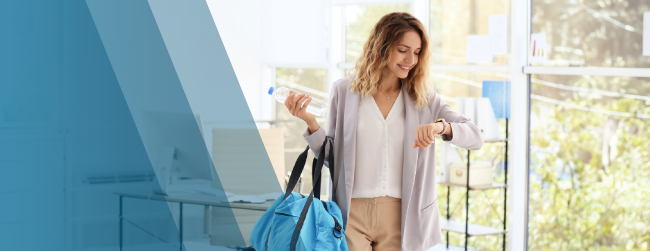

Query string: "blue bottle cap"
[268, 86, 274, 95]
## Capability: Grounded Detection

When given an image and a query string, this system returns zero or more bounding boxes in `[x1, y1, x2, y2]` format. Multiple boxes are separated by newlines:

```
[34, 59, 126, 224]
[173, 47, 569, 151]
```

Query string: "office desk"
[115, 190, 273, 251]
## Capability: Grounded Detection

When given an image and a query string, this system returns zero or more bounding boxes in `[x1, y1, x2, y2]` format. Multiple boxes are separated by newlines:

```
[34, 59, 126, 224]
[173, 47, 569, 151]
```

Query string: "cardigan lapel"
[400, 81, 419, 232]
[343, 87, 360, 210]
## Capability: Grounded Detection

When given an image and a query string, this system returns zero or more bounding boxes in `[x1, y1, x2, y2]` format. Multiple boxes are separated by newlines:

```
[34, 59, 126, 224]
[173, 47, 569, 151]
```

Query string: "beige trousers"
[346, 196, 402, 251]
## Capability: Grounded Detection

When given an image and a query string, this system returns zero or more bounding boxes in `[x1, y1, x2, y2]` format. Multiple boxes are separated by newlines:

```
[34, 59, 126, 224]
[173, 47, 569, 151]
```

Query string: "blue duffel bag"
[250, 136, 348, 251]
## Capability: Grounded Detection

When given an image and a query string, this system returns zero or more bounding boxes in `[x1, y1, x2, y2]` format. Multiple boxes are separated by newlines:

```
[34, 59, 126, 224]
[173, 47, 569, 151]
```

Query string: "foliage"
[527, 0, 650, 249]
[532, 0, 650, 67]
[528, 75, 650, 251]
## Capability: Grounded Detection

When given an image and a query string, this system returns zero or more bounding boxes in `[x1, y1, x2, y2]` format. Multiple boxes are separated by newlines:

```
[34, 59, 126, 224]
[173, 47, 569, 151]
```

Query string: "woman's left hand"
[413, 122, 443, 149]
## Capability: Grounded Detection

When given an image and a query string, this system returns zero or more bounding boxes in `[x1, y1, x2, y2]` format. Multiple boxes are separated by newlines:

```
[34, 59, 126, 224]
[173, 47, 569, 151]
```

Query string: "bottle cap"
[268, 86, 275, 95]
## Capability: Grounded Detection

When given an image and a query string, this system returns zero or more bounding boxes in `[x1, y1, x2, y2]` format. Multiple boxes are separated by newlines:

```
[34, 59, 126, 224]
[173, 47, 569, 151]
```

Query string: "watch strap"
[435, 118, 447, 135]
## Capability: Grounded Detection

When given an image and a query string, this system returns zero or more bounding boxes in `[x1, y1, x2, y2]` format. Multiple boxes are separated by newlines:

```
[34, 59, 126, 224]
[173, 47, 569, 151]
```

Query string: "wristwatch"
[434, 118, 447, 135]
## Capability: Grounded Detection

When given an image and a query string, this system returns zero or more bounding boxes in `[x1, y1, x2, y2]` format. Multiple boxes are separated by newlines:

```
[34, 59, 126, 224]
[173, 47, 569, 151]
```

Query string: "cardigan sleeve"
[301, 81, 339, 159]
[433, 93, 484, 150]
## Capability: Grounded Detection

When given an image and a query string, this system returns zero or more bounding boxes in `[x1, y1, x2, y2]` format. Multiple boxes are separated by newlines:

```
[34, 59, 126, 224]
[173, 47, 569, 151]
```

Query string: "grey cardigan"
[302, 76, 484, 251]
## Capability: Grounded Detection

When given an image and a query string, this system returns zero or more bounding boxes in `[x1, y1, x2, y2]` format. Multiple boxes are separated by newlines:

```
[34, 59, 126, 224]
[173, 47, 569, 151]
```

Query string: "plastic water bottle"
[268, 87, 328, 117]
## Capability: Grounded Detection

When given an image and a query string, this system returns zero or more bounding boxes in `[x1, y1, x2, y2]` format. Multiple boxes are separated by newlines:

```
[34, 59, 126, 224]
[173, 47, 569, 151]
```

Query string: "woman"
[284, 12, 484, 251]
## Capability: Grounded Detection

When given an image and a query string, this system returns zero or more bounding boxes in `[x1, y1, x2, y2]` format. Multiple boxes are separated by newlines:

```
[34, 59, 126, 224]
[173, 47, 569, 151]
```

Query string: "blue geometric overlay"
[0, 0, 280, 250]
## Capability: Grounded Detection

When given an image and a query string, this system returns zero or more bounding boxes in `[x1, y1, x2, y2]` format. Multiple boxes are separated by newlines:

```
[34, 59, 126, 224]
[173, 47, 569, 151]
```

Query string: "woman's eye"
[398, 50, 406, 53]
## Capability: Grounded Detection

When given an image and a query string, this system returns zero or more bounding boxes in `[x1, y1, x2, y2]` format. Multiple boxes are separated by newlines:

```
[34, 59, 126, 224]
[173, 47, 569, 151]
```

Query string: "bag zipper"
[274, 212, 297, 217]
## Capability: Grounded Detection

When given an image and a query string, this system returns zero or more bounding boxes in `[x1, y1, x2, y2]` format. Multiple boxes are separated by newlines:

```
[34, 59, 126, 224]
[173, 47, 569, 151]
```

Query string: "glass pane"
[432, 71, 508, 99]
[432, 72, 509, 137]
[433, 72, 510, 250]
[531, 0, 650, 67]
[345, 3, 411, 63]
[429, 0, 510, 65]
[529, 74, 650, 249]
[275, 68, 328, 193]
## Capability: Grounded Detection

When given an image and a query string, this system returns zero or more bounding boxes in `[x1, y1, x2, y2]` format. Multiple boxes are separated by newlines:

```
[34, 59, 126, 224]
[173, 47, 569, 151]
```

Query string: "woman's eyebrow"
[399, 44, 421, 50]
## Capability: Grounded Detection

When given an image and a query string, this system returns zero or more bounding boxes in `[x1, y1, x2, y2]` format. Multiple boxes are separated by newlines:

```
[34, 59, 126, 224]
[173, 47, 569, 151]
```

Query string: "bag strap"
[284, 136, 334, 201]
[312, 136, 334, 200]
[311, 157, 320, 199]
[290, 136, 333, 251]
[283, 144, 310, 201]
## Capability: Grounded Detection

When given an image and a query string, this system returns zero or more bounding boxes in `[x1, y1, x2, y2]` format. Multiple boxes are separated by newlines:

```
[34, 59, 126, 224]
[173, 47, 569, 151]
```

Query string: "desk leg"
[179, 202, 183, 251]
[119, 195, 123, 251]
[204, 205, 211, 237]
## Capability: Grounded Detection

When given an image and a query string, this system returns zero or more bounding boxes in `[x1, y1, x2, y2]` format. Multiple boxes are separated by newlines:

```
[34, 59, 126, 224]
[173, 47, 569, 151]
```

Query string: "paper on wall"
[465, 35, 493, 63]
[454, 97, 476, 122]
[455, 97, 499, 140]
[489, 15, 508, 55]
[454, 97, 465, 117]
[530, 33, 547, 63]
[643, 12, 650, 56]
[454, 97, 474, 122]
[476, 98, 500, 140]
[464, 97, 477, 123]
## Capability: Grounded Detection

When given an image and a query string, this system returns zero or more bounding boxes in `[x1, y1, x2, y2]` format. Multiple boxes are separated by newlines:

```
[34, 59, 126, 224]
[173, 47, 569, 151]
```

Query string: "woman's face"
[385, 30, 421, 80]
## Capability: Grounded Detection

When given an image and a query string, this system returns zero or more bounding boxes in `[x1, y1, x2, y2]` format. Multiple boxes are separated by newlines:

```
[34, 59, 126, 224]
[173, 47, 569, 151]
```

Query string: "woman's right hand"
[284, 91, 319, 132]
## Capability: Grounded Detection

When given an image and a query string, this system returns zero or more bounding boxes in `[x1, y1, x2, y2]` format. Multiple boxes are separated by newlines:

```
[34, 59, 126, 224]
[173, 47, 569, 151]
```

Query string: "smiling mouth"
[398, 64, 411, 72]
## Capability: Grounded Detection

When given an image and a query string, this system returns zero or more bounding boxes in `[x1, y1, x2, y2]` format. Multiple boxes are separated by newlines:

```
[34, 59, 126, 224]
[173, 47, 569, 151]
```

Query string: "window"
[275, 68, 329, 192]
[429, 0, 510, 65]
[433, 71, 510, 250]
[532, 0, 650, 67]
[345, 3, 411, 63]
[528, 74, 650, 250]
[527, 0, 650, 249]
[429, 0, 512, 248]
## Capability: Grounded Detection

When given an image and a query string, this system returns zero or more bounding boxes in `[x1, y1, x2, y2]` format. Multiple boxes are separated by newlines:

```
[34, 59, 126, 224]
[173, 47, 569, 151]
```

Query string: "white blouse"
[352, 89, 405, 199]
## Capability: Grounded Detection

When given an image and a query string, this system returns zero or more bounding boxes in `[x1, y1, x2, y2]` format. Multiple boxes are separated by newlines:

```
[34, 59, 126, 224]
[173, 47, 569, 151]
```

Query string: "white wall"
[206, 0, 328, 123]
[207, 0, 266, 122]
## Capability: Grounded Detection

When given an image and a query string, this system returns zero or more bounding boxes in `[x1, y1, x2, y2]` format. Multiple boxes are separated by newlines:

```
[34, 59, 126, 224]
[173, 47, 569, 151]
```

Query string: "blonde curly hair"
[349, 12, 431, 108]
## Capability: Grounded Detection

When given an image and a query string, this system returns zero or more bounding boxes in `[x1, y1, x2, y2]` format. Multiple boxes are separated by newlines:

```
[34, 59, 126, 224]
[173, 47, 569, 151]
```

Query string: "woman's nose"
[405, 53, 415, 65]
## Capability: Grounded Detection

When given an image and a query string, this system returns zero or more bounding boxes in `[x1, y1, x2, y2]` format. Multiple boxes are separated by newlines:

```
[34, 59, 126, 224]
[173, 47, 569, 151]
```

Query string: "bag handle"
[283, 144, 310, 201]
[290, 136, 334, 251]
[312, 136, 334, 200]
[283, 136, 334, 201]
